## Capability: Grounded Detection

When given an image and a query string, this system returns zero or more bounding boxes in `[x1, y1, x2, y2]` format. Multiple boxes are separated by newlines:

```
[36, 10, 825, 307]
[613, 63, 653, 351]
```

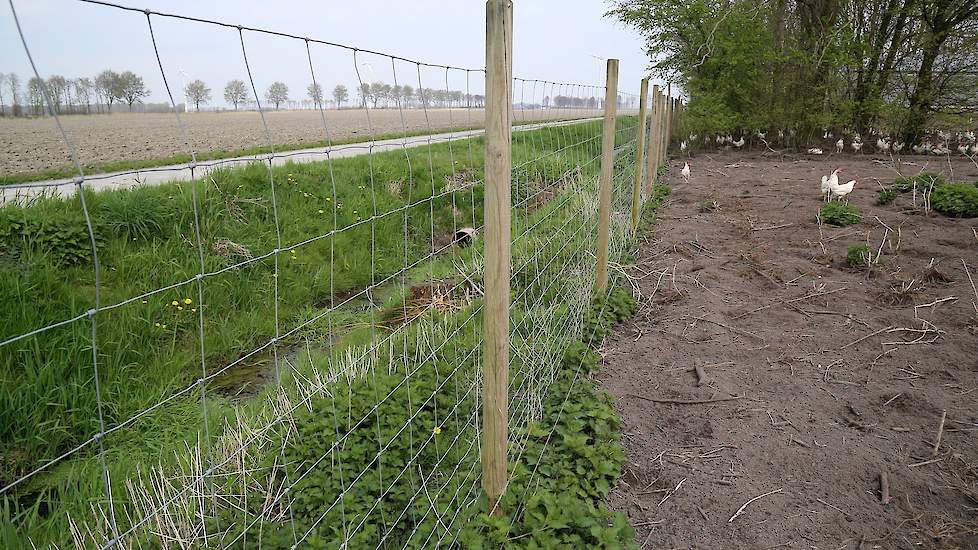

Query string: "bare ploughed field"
[600, 152, 978, 548]
[0, 107, 600, 177]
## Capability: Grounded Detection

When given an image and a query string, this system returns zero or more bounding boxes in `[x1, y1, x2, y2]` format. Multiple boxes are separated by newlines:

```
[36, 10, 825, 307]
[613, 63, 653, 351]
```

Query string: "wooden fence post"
[646, 85, 661, 197]
[630, 77, 649, 232]
[482, 0, 512, 515]
[594, 58, 619, 293]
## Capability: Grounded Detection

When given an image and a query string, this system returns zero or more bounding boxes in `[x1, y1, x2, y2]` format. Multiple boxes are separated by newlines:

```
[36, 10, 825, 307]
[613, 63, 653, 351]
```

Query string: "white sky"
[1, 0, 657, 108]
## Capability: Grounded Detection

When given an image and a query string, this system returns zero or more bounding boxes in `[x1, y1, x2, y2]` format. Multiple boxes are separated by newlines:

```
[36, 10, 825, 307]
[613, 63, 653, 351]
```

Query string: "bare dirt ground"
[0, 107, 602, 177]
[600, 151, 978, 549]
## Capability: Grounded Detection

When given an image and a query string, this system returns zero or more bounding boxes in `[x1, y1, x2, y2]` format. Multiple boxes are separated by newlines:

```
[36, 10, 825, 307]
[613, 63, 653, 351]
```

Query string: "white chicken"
[892, 141, 905, 154]
[835, 138, 844, 153]
[970, 143, 978, 156]
[876, 137, 890, 152]
[681, 161, 691, 184]
[733, 136, 746, 148]
[958, 143, 970, 156]
[851, 140, 863, 153]
[757, 130, 767, 139]
[808, 147, 824, 155]
[680, 140, 688, 154]
[820, 175, 832, 202]
[831, 179, 856, 202]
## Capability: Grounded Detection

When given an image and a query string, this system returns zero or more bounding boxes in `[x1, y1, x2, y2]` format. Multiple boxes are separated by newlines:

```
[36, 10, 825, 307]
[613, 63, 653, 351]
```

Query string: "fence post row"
[594, 58, 619, 293]
[482, 0, 512, 515]
[630, 77, 649, 232]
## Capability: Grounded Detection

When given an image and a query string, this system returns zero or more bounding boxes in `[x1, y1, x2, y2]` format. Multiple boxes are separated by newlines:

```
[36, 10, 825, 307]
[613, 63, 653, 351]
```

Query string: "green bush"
[892, 172, 945, 193]
[820, 202, 861, 226]
[876, 189, 897, 205]
[847, 244, 871, 268]
[930, 183, 978, 218]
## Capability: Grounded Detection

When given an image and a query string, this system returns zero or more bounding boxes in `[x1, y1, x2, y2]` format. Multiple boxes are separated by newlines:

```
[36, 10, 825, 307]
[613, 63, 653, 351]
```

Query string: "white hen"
[733, 136, 746, 148]
[681, 161, 691, 184]
[835, 138, 844, 153]
[831, 179, 856, 202]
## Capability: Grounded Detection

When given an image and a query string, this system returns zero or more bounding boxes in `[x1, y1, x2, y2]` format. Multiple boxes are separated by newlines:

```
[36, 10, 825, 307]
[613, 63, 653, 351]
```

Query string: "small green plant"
[876, 189, 897, 205]
[847, 244, 871, 268]
[0, 210, 98, 266]
[698, 199, 719, 212]
[819, 202, 861, 226]
[891, 172, 945, 193]
[98, 189, 180, 240]
[930, 183, 978, 218]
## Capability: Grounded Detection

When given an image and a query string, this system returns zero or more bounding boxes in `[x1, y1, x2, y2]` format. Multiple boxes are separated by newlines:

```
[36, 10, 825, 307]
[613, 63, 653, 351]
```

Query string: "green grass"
[0, 116, 602, 185]
[0, 116, 641, 548]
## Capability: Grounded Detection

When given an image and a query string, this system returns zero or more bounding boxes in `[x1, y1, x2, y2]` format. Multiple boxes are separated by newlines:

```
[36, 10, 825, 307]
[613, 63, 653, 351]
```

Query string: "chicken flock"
[678, 129, 978, 158]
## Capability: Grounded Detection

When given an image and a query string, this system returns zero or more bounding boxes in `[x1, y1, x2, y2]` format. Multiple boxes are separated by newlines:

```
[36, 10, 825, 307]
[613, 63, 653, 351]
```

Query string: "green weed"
[820, 202, 861, 226]
[930, 183, 978, 218]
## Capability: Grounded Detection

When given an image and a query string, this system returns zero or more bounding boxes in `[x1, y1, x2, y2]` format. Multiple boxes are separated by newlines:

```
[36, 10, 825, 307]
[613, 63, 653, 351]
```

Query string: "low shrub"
[876, 189, 897, 205]
[930, 183, 978, 218]
[820, 202, 861, 226]
[847, 244, 871, 268]
[891, 172, 945, 193]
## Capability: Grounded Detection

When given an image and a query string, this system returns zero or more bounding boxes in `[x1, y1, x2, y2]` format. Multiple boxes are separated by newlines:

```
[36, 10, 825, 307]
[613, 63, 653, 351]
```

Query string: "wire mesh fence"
[1, 1, 665, 548]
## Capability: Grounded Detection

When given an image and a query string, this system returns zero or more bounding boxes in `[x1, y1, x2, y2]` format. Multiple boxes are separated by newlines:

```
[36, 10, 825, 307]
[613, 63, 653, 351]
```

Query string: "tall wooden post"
[482, 0, 512, 514]
[595, 59, 619, 293]
[647, 85, 661, 197]
[663, 85, 672, 162]
[630, 78, 649, 232]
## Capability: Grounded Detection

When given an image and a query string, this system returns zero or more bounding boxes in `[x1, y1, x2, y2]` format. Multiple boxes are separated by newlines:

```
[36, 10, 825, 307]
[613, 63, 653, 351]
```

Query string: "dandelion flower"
[318, 209, 325, 214]
[161, 324, 167, 329]
[191, 308, 197, 313]
[154, 322, 161, 327]
[141, 300, 148, 304]
[433, 426, 442, 435]
[171, 300, 179, 306]
[184, 298, 193, 305]
[177, 306, 183, 311]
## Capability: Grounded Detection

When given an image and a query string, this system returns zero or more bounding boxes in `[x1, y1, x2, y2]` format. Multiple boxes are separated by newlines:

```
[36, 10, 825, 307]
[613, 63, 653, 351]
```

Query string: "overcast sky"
[1, 0, 657, 108]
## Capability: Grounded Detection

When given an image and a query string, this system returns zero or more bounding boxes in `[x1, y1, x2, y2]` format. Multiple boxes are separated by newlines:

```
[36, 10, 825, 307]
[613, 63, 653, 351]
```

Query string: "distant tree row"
[2, 72, 608, 115]
[0, 70, 149, 116]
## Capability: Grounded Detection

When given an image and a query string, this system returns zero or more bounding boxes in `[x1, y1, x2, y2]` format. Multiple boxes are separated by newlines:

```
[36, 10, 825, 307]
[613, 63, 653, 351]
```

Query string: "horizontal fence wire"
[1, 1, 653, 548]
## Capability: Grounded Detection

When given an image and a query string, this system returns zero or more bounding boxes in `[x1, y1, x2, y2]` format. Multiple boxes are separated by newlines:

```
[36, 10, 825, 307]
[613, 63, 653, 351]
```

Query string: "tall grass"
[0, 117, 635, 547]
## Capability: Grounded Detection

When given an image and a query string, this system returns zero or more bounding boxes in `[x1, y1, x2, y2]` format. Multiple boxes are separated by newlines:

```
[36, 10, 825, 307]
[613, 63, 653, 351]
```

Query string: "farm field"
[0, 107, 603, 182]
[600, 153, 978, 548]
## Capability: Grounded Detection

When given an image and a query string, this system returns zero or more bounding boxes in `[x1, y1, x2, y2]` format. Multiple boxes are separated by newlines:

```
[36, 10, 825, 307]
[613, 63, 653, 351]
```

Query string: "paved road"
[1, 117, 602, 203]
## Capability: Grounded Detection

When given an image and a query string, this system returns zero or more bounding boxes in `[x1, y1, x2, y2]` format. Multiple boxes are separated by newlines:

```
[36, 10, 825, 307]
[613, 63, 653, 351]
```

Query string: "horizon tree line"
[0, 71, 614, 116]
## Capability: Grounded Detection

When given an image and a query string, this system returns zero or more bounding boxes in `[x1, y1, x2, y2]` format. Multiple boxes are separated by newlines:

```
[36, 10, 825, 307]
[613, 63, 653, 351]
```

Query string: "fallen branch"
[879, 471, 891, 505]
[694, 365, 708, 386]
[626, 394, 742, 405]
[728, 488, 783, 523]
[840, 326, 894, 349]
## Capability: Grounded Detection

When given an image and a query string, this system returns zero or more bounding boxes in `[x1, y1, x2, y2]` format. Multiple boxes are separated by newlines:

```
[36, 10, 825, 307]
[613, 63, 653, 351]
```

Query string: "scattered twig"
[932, 409, 947, 456]
[840, 326, 894, 349]
[963, 258, 978, 315]
[626, 394, 742, 405]
[694, 365, 708, 387]
[728, 488, 783, 523]
[751, 223, 793, 231]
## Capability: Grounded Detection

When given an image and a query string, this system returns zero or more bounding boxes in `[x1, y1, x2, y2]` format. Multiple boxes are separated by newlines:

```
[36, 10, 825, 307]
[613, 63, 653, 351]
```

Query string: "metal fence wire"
[0, 1, 672, 548]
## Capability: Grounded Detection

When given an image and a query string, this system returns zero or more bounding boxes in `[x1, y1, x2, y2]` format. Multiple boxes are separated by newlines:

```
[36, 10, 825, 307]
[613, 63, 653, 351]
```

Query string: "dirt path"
[599, 152, 978, 549]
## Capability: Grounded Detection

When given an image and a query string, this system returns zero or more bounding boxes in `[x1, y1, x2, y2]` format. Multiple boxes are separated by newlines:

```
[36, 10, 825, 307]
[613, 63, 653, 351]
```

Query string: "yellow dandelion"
[183, 298, 193, 305]
[161, 324, 167, 329]
[154, 322, 161, 327]
[191, 308, 197, 313]
[141, 300, 148, 304]
[170, 300, 179, 306]
[433, 426, 442, 435]
[303, 192, 310, 197]
[318, 209, 325, 214]
[177, 306, 184, 311]
[326, 197, 332, 202]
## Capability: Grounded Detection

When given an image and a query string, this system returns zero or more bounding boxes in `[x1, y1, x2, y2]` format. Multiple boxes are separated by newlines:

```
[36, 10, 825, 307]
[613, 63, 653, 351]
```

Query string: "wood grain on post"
[595, 58, 619, 293]
[646, 85, 661, 197]
[482, 0, 512, 515]
[630, 78, 649, 232]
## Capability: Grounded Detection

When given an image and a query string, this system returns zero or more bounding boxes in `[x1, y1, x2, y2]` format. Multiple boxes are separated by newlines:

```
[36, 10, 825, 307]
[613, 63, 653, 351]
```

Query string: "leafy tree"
[7, 72, 21, 115]
[46, 75, 68, 114]
[26, 76, 45, 115]
[94, 70, 118, 112]
[332, 84, 348, 108]
[74, 77, 93, 114]
[307, 82, 323, 107]
[357, 82, 371, 107]
[184, 79, 211, 111]
[224, 79, 248, 110]
[117, 71, 149, 111]
[265, 81, 289, 109]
